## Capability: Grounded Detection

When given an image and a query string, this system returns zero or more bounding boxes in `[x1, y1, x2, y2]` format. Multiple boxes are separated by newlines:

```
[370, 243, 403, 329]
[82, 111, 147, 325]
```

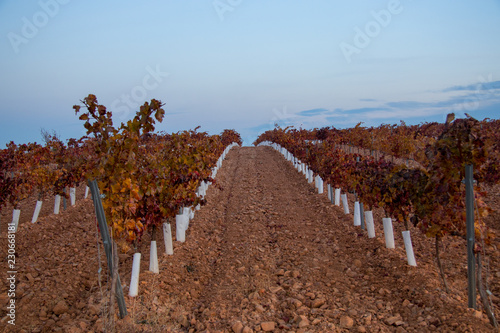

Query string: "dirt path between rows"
[1, 146, 497, 332]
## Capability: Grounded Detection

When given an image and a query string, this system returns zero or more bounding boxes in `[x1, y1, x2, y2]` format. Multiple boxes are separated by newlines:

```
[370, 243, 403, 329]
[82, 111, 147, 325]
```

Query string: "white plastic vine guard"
[149, 241, 159, 273]
[129, 253, 141, 297]
[365, 211, 375, 238]
[382, 217, 395, 248]
[402, 230, 417, 266]
[163, 223, 173, 255]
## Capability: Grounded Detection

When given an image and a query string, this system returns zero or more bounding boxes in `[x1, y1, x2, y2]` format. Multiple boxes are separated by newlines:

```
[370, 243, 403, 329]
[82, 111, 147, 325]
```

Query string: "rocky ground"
[0, 146, 499, 332]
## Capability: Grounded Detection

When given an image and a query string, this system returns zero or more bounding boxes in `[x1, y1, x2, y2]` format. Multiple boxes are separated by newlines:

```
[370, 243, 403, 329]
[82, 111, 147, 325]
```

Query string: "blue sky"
[1, 0, 499, 146]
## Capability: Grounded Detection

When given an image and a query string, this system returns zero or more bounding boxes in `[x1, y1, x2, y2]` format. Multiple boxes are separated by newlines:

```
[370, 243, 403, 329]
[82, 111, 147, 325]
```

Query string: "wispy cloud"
[246, 78, 500, 144]
[443, 80, 500, 92]
[293, 80, 500, 125]
[297, 108, 329, 116]
[344, 107, 391, 114]
[385, 101, 429, 109]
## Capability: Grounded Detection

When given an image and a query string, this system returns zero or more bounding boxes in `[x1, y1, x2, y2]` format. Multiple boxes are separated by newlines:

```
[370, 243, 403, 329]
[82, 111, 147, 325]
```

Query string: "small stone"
[190, 289, 199, 298]
[340, 316, 354, 328]
[269, 286, 283, 294]
[473, 310, 483, 319]
[94, 318, 104, 332]
[311, 299, 325, 308]
[297, 315, 310, 328]
[347, 270, 357, 277]
[242, 327, 253, 333]
[53, 300, 69, 315]
[402, 299, 411, 307]
[358, 325, 367, 333]
[297, 306, 309, 315]
[353, 259, 362, 268]
[348, 309, 358, 317]
[305, 292, 316, 300]
[178, 315, 189, 328]
[260, 321, 276, 331]
[44, 319, 56, 328]
[78, 321, 88, 330]
[232, 321, 244, 333]
[65, 327, 82, 333]
[88, 304, 100, 316]
[291, 298, 303, 308]
[385, 316, 400, 325]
